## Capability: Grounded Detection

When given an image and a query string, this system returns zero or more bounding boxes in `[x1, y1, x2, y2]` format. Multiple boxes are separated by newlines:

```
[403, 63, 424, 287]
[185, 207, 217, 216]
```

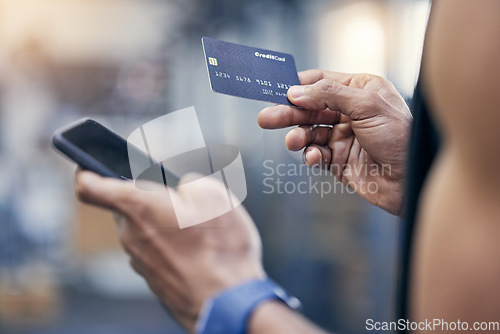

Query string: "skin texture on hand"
[73, 69, 412, 333]
[258, 69, 412, 216]
[75, 171, 266, 333]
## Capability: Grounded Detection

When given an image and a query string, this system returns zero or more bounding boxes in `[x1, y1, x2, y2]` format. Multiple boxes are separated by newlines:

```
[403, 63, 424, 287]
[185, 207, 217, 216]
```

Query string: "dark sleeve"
[396, 79, 441, 330]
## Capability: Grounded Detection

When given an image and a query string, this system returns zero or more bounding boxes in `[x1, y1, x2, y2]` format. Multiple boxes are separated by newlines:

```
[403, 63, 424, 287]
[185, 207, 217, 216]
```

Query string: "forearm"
[249, 301, 329, 334]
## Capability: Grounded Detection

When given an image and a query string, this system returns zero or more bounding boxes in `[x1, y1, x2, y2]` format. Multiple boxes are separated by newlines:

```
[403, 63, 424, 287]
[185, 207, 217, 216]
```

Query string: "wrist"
[247, 300, 294, 334]
[248, 299, 329, 334]
[195, 278, 301, 334]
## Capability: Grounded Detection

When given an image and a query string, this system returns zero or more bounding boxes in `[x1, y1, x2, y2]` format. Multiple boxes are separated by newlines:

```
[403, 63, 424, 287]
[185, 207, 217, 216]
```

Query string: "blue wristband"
[195, 278, 301, 334]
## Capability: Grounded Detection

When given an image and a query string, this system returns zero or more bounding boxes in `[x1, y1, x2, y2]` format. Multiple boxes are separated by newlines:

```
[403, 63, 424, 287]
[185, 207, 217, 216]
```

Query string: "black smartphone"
[52, 118, 179, 187]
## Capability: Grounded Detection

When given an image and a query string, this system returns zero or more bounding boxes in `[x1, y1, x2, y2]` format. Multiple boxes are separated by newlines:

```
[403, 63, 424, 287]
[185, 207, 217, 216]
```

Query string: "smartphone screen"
[60, 120, 133, 179]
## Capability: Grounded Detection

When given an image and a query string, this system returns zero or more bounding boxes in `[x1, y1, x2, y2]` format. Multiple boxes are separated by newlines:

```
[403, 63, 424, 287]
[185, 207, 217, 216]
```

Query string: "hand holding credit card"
[202, 37, 300, 106]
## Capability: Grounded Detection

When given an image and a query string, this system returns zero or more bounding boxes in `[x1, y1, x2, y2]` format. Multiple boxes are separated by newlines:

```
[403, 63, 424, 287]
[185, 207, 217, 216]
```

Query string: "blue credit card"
[202, 37, 300, 106]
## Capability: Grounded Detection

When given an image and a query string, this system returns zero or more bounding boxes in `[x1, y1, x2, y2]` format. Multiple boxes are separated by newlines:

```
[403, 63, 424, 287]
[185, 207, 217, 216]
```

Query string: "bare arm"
[411, 0, 500, 330]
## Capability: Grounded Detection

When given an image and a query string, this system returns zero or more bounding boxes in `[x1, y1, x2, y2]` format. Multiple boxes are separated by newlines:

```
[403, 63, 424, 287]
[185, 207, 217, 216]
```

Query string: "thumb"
[76, 171, 138, 213]
[287, 79, 380, 120]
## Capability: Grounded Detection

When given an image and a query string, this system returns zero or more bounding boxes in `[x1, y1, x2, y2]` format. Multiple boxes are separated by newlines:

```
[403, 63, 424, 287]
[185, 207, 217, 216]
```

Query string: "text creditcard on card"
[202, 37, 300, 106]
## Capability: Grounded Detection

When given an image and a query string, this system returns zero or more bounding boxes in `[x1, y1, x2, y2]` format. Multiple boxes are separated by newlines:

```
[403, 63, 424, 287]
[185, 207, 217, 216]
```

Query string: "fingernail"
[288, 86, 304, 99]
[303, 150, 313, 166]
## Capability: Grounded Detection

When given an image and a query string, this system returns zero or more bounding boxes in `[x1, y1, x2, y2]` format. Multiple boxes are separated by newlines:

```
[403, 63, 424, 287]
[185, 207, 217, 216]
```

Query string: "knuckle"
[369, 74, 390, 84]
[350, 73, 374, 87]
[133, 199, 151, 220]
[117, 186, 136, 204]
[138, 225, 158, 243]
[120, 188, 149, 216]
[307, 110, 318, 125]
[75, 182, 90, 202]
[309, 79, 338, 110]
[233, 235, 253, 255]
[313, 79, 335, 95]
[120, 224, 155, 256]
[120, 229, 135, 251]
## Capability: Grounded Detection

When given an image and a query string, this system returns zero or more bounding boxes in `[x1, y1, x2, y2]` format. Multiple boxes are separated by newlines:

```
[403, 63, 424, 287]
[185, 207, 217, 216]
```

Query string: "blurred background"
[0, 0, 429, 333]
